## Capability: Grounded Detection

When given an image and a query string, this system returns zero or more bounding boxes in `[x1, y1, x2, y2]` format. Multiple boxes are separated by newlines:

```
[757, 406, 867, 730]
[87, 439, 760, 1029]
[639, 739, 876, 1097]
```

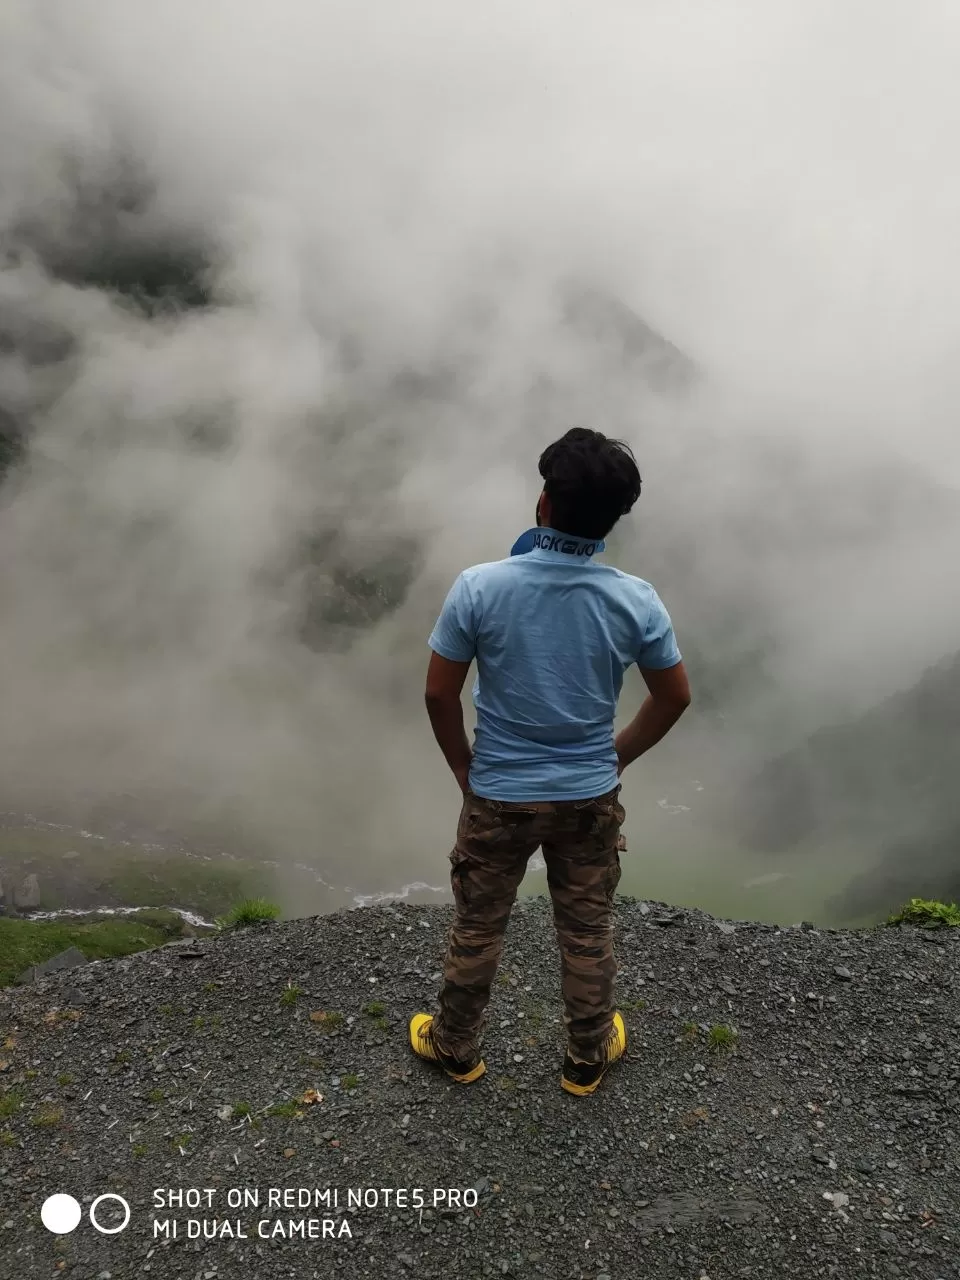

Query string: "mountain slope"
[740, 648, 960, 911]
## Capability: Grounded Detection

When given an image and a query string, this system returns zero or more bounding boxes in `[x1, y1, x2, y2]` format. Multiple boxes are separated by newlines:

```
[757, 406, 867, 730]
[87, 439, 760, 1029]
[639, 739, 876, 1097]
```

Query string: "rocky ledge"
[0, 897, 958, 1279]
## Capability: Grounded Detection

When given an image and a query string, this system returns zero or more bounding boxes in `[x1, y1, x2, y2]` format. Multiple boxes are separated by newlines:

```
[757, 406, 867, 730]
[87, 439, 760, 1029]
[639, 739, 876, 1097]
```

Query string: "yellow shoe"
[560, 1011, 627, 1096]
[408, 1014, 486, 1084]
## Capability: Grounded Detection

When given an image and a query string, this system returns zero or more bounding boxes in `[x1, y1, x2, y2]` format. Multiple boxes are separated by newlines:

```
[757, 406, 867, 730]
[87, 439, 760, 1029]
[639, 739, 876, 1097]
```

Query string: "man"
[409, 427, 691, 1095]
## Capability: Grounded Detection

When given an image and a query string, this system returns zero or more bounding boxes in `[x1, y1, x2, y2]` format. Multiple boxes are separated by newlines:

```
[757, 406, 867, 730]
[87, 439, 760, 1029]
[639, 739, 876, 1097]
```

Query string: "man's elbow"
[654, 689, 691, 716]
[425, 688, 457, 711]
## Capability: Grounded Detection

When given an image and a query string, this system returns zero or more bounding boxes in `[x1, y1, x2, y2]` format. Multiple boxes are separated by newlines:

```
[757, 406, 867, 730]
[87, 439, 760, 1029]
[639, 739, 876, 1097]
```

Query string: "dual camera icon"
[41, 1193, 131, 1235]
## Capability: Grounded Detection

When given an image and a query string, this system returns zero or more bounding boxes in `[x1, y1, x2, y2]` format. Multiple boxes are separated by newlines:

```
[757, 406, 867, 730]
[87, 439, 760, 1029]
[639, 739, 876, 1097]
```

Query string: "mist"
[3, 0, 960, 912]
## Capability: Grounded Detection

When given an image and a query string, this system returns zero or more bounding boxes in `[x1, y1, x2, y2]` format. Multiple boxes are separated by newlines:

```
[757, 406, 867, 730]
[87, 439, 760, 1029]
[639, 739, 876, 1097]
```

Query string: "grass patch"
[33, 1104, 64, 1128]
[218, 898, 281, 929]
[232, 1102, 253, 1120]
[280, 984, 304, 1007]
[266, 1101, 301, 1119]
[309, 1010, 343, 1033]
[132, 1143, 147, 1157]
[681, 1020, 699, 1041]
[57, 1074, 74, 1087]
[0, 910, 189, 988]
[340, 1074, 359, 1091]
[0, 1131, 16, 1147]
[0, 1090, 23, 1119]
[362, 1001, 386, 1017]
[887, 898, 960, 929]
[147, 1089, 165, 1105]
[708, 1024, 738, 1055]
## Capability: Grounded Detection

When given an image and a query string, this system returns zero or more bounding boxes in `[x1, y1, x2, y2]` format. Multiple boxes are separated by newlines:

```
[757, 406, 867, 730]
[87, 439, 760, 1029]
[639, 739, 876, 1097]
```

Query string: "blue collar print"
[509, 527, 605, 559]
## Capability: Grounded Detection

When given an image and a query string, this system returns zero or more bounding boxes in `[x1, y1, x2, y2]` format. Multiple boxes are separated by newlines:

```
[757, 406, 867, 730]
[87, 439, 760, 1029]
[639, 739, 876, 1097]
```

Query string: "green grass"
[231, 1102, 253, 1120]
[33, 1104, 64, 1128]
[280, 984, 304, 1007]
[362, 1001, 386, 1017]
[340, 1074, 359, 1091]
[887, 898, 960, 928]
[0, 1131, 16, 1147]
[266, 1101, 301, 1119]
[147, 1089, 165, 1105]
[217, 898, 281, 929]
[0, 1090, 23, 1119]
[708, 1024, 738, 1055]
[0, 910, 191, 988]
[309, 1010, 343, 1032]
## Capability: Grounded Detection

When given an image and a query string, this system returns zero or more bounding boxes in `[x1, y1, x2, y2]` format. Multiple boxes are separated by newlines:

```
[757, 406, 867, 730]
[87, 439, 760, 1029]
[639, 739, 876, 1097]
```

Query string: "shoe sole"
[446, 1060, 486, 1084]
[560, 1072, 605, 1097]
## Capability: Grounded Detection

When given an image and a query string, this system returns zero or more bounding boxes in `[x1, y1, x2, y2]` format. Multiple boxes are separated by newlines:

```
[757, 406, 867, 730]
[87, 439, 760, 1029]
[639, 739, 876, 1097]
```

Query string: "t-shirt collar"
[509, 526, 605, 560]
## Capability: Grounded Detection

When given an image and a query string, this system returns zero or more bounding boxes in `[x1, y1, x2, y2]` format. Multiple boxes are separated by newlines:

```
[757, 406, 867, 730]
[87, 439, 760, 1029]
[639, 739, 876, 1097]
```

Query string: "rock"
[833, 966, 853, 981]
[17, 945, 89, 984]
[13, 873, 41, 909]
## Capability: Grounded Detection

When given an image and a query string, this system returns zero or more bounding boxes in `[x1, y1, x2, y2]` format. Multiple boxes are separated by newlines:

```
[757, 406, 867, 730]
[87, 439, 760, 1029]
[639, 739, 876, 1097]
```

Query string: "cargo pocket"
[457, 792, 502, 844]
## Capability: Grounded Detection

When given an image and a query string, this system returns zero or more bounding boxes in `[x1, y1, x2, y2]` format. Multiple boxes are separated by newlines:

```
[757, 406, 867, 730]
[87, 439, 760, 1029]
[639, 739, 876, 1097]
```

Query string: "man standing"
[410, 428, 690, 1095]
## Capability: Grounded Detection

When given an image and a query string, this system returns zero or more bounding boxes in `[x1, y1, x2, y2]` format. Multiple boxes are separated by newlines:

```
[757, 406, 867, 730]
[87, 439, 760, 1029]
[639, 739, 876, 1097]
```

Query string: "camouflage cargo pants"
[432, 785, 625, 1064]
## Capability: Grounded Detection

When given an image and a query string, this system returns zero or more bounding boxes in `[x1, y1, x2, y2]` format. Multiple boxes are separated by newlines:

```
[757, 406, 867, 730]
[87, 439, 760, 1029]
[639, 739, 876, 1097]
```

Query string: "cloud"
[2, 0, 959, 909]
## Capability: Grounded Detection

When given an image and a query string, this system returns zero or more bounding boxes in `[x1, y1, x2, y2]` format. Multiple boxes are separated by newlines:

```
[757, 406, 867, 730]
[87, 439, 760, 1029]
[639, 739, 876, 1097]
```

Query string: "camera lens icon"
[41, 1192, 131, 1235]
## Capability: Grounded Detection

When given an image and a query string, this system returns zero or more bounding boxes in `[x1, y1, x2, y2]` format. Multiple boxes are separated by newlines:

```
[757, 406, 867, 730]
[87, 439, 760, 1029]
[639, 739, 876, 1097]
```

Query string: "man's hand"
[616, 661, 691, 774]
[425, 651, 474, 793]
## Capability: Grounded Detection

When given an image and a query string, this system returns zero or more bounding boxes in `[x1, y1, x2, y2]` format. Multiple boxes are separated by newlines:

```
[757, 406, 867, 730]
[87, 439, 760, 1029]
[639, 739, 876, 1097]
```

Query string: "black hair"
[537, 428, 642, 540]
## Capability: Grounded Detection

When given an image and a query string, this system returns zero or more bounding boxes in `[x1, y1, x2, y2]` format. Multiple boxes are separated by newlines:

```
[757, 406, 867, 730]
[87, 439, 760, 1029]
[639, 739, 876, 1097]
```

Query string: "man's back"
[415, 429, 689, 1094]
[428, 528, 681, 801]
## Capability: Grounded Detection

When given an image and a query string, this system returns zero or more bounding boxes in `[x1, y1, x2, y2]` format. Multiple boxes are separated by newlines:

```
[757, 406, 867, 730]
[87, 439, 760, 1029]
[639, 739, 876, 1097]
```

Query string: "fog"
[2, 0, 960, 910]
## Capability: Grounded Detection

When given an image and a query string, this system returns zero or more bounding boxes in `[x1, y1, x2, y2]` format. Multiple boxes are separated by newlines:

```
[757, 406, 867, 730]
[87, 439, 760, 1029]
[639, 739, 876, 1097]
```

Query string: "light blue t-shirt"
[428, 526, 682, 801]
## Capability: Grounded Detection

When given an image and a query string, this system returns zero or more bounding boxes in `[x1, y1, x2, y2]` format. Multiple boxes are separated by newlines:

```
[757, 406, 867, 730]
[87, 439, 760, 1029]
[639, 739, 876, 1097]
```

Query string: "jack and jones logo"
[532, 532, 598, 557]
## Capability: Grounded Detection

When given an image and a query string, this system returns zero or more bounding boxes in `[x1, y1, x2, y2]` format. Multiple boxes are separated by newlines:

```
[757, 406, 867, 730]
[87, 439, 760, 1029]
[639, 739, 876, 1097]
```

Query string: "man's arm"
[425, 651, 474, 793]
[615, 661, 691, 774]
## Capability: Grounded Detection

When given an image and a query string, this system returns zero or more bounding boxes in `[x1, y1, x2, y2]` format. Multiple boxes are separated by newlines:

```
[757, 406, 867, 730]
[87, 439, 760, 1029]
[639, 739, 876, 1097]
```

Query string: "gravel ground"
[1, 896, 958, 1280]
